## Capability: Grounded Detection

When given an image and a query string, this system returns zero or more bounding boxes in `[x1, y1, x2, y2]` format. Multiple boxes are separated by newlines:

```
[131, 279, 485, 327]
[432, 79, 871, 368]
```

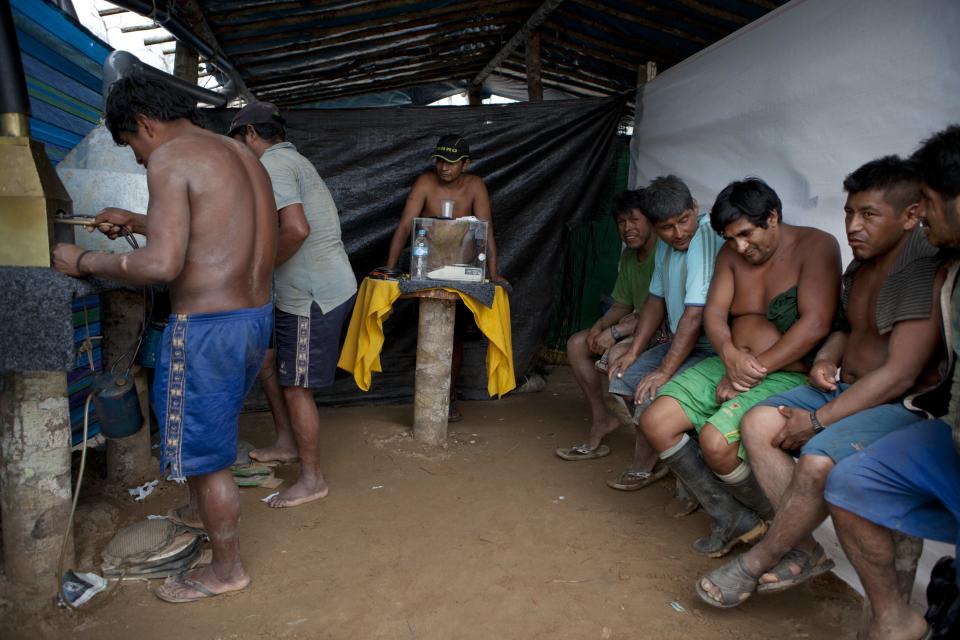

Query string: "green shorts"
[657, 356, 807, 459]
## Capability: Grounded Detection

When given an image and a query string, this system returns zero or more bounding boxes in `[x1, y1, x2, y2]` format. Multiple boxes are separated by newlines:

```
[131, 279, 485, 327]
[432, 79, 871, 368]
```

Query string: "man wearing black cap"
[385, 134, 503, 421]
[229, 102, 357, 508]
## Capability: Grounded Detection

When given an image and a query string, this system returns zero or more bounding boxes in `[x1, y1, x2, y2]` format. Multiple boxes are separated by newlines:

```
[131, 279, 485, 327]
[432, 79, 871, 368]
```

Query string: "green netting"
[544, 138, 630, 355]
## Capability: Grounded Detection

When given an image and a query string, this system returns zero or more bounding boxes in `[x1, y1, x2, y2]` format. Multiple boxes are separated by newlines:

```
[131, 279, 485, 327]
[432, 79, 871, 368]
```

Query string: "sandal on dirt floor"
[756, 544, 835, 594]
[155, 572, 247, 604]
[606, 463, 669, 491]
[555, 443, 611, 461]
[695, 555, 760, 609]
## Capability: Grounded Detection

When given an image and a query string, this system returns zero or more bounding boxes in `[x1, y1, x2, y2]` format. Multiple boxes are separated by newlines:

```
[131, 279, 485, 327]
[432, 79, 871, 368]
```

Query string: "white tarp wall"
[630, 0, 960, 603]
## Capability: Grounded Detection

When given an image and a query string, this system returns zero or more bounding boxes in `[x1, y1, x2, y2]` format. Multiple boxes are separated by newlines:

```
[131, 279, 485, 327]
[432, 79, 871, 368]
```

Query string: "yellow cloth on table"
[337, 278, 516, 397]
[337, 278, 401, 392]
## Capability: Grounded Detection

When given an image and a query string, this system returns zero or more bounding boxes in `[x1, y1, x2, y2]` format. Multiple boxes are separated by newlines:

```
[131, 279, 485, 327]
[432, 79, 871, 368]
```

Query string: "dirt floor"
[0, 366, 863, 639]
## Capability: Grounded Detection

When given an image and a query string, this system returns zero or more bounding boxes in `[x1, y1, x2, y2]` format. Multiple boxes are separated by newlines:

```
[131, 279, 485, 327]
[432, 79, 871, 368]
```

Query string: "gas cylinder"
[91, 372, 143, 439]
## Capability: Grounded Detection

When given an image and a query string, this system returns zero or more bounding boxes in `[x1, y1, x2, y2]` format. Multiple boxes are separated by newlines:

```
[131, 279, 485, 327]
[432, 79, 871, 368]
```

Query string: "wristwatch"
[610, 325, 622, 341]
[810, 410, 825, 434]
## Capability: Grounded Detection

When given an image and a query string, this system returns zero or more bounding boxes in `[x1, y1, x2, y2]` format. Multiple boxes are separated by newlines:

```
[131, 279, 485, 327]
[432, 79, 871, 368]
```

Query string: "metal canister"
[91, 372, 143, 439]
[135, 320, 167, 368]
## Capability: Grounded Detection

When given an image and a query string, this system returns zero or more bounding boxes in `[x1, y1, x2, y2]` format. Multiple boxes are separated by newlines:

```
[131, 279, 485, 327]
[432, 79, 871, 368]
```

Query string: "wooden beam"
[173, 41, 199, 84]
[525, 30, 542, 101]
[470, 0, 566, 87]
[120, 23, 162, 33]
[170, 0, 253, 99]
[98, 7, 127, 17]
[468, 83, 483, 105]
[144, 34, 176, 45]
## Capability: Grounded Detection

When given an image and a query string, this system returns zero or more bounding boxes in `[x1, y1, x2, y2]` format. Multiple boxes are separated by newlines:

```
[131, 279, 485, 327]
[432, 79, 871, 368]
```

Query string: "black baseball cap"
[431, 134, 469, 163]
[227, 101, 285, 137]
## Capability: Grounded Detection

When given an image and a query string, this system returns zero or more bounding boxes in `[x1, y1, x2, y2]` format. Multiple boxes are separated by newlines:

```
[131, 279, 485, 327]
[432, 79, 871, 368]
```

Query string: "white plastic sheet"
[631, 0, 960, 265]
[630, 0, 960, 602]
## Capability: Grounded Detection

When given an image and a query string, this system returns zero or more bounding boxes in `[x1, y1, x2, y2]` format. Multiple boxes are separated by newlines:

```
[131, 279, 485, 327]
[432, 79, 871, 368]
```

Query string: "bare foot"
[155, 564, 250, 603]
[586, 414, 622, 450]
[868, 603, 929, 640]
[167, 505, 204, 530]
[266, 476, 329, 508]
[249, 440, 299, 464]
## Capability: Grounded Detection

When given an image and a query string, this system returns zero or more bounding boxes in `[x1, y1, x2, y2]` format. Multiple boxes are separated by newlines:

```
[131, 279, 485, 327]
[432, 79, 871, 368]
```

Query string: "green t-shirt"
[611, 248, 655, 311]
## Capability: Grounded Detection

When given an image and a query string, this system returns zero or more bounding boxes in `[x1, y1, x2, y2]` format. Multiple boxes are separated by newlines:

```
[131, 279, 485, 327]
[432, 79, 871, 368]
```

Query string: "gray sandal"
[757, 544, 835, 594]
[695, 556, 760, 609]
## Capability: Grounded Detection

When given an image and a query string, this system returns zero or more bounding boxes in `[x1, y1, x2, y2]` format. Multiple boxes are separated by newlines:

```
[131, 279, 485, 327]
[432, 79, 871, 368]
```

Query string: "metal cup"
[440, 199, 454, 218]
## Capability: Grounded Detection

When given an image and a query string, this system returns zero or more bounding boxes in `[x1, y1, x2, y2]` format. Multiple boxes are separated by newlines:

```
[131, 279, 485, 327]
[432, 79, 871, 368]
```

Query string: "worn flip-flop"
[757, 544, 835, 594]
[155, 572, 248, 604]
[695, 555, 760, 609]
[555, 443, 611, 461]
[605, 463, 669, 491]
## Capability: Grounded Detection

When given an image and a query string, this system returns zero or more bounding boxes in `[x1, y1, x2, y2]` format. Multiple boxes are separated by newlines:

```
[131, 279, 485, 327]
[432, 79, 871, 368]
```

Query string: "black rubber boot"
[725, 471, 775, 521]
[661, 439, 767, 557]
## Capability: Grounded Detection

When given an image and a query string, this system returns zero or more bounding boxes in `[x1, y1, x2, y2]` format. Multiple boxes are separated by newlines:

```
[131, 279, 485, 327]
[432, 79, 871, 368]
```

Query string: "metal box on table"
[410, 217, 488, 282]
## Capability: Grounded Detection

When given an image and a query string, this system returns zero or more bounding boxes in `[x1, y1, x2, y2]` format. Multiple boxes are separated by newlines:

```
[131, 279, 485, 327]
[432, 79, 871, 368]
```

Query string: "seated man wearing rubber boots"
[639, 178, 841, 558]
[698, 156, 947, 609]
[599, 176, 723, 491]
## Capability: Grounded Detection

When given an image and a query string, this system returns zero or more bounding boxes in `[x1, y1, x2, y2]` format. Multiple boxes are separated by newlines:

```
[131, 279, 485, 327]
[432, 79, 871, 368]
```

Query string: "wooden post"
[173, 41, 199, 85]
[100, 290, 153, 481]
[526, 30, 543, 102]
[634, 61, 658, 129]
[468, 83, 483, 106]
[105, 368, 152, 485]
[0, 371, 73, 592]
[413, 296, 457, 445]
[857, 533, 923, 639]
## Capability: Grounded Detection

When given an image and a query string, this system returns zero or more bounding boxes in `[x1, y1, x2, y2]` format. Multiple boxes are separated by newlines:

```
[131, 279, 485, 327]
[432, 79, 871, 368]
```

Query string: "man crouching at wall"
[52, 73, 277, 603]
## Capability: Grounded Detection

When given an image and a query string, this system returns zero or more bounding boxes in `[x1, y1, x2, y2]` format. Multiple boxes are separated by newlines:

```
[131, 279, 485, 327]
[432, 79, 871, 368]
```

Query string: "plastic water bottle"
[412, 229, 429, 279]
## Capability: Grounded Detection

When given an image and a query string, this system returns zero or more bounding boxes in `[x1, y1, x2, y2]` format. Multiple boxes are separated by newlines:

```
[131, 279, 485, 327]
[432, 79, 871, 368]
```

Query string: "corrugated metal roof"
[159, 0, 789, 106]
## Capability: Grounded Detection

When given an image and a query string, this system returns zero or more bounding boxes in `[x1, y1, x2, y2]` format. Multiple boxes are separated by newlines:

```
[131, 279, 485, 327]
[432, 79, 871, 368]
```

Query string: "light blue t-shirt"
[648, 214, 721, 348]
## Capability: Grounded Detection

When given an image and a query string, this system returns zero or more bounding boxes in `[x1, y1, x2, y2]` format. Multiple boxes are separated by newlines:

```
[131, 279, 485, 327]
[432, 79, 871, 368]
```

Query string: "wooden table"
[400, 288, 460, 445]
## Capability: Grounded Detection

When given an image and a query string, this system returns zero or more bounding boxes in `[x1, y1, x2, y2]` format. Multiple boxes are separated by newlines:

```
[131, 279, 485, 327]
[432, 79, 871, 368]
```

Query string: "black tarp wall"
[208, 95, 626, 405]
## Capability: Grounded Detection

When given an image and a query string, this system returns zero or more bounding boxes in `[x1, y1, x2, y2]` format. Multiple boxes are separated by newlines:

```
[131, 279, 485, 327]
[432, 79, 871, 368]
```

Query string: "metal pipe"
[103, 50, 229, 108]
[0, 0, 31, 134]
[103, 0, 249, 102]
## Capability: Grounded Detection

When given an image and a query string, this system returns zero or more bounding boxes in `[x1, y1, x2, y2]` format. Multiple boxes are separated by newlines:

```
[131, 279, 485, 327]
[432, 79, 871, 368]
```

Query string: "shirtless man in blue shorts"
[53, 73, 276, 603]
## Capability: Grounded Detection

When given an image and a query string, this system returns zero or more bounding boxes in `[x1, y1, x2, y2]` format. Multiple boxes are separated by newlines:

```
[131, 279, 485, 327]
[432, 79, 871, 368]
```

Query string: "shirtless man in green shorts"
[639, 178, 841, 557]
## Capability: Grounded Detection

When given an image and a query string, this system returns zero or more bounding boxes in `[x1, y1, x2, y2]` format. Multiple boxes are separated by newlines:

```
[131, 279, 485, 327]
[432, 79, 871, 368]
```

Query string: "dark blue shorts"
[153, 303, 272, 481]
[275, 296, 355, 389]
[825, 419, 960, 559]
[756, 383, 923, 462]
